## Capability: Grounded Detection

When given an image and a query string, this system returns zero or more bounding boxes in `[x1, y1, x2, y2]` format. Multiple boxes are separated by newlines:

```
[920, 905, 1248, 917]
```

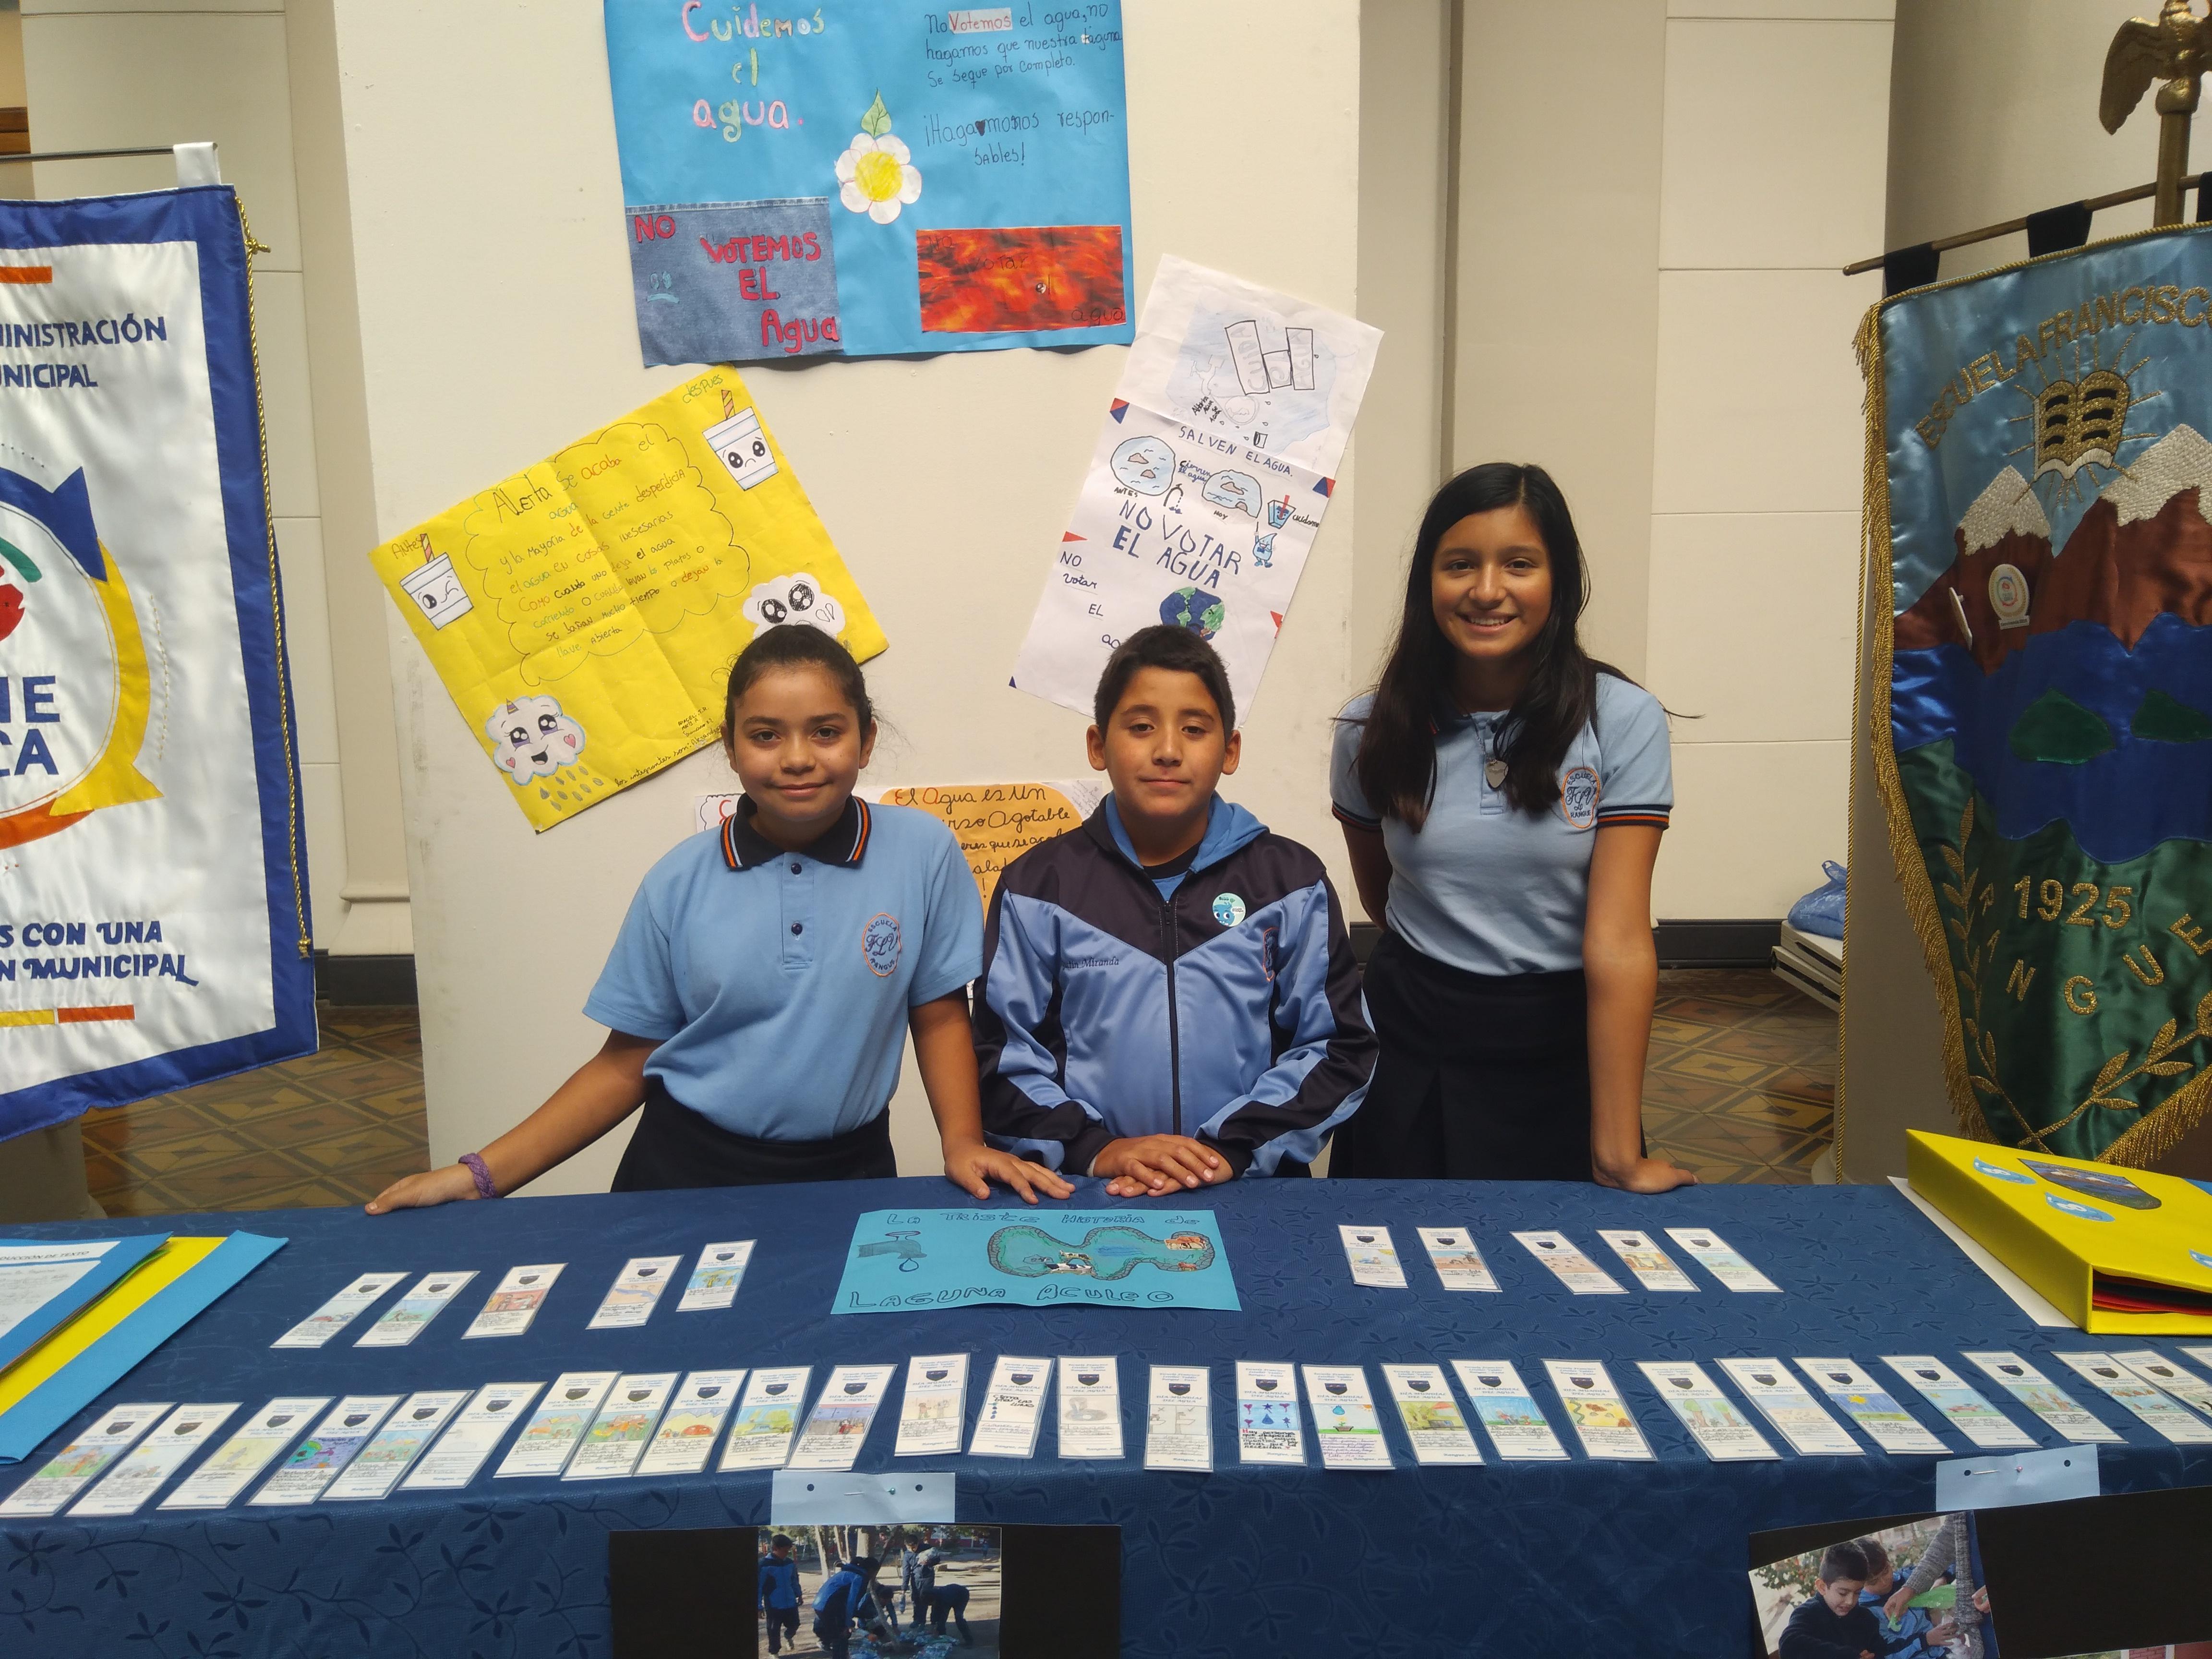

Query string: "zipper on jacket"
[1160, 891, 1183, 1135]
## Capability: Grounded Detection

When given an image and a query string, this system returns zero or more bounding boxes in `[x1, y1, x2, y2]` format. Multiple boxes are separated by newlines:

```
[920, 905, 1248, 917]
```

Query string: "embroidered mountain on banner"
[1897, 426, 2212, 670]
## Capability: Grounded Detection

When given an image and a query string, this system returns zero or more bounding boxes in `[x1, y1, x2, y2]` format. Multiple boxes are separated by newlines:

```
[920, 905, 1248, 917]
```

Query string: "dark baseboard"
[313, 951, 417, 1006]
[1656, 919, 1782, 969]
[1347, 920, 1781, 972]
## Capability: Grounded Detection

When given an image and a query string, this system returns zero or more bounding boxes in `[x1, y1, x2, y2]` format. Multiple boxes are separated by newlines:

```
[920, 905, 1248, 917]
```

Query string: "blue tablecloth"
[2, 1176, 2206, 1658]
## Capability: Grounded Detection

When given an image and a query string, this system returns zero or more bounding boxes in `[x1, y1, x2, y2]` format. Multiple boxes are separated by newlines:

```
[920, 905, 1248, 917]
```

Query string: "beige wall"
[1452, 0, 1889, 925]
[321, 0, 1413, 1191]
[1838, 0, 2159, 1180]
[18, 0, 409, 962]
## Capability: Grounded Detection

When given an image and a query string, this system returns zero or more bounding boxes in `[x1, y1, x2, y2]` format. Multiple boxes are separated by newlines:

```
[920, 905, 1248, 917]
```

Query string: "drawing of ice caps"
[488, 695, 586, 785]
[743, 574, 845, 637]
[1202, 471, 1264, 516]
[1110, 434, 1177, 495]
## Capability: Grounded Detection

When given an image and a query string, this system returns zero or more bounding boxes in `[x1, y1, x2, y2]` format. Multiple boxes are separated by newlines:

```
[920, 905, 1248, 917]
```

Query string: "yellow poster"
[369, 367, 884, 831]
[698, 780, 1106, 905]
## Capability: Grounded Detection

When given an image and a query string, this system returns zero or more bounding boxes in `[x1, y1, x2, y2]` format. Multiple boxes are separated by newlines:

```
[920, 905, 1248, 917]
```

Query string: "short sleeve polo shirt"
[1329, 673, 1671, 975]
[584, 797, 983, 1141]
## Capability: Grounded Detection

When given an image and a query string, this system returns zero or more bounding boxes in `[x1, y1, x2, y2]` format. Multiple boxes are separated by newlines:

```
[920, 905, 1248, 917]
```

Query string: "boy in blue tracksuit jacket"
[977, 627, 1375, 1188]
[757, 1534, 800, 1654]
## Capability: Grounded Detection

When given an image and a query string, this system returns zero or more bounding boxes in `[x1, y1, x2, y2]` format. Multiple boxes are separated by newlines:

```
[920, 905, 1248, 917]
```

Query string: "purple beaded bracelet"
[458, 1152, 499, 1200]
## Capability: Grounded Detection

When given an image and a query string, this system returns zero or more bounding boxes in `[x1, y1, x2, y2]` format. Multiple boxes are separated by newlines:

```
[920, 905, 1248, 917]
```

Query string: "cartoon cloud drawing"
[743, 573, 846, 637]
[1109, 434, 1177, 496]
[487, 695, 586, 785]
[1202, 470, 1264, 516]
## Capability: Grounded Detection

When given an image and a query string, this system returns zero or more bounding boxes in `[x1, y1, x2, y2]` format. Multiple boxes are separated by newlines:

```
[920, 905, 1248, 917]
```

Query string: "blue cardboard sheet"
[832, 1206, 1239, 1313]
[0, 1232, 169, 1373]
[602, 0, 1133, 362]
[0, 1231, 284, 1463]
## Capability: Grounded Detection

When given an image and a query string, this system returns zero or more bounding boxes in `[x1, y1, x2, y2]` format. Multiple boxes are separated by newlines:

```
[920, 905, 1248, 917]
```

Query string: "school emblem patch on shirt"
[1212, 892, 1246, 927]
[1560, 766, 1600, 830]
[861, 913, 902, 976]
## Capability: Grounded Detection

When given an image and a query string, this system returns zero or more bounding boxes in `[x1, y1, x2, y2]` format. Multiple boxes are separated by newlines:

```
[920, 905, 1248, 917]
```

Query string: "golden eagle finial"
[2104, 0, 2212, 224]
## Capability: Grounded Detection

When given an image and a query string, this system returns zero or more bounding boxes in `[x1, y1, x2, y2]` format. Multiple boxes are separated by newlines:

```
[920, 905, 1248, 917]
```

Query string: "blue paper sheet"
[0, 1233, 169, 1373]
[833, 1207, 1239, 1313]
[0, 1231, 284, 1463]
[602, 0, 1133, 362]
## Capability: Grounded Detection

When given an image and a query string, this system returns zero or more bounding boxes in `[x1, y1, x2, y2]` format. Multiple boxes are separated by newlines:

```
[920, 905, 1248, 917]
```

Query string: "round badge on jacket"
[861, 913, 902, 976]
[1212, 892, 1246, 927]
[1560, 765, 1600, 830]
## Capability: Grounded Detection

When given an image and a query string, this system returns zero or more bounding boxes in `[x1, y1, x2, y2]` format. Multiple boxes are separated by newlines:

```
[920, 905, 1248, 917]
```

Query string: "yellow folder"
[0, 1236, 225, 1416]
[1906, 1130, 2212, 1334]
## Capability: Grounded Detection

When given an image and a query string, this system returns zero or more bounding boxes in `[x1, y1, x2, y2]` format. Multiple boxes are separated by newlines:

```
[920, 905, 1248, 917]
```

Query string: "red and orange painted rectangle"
[0, 1005, 134, 1027]
[916, 225, 1125, 334]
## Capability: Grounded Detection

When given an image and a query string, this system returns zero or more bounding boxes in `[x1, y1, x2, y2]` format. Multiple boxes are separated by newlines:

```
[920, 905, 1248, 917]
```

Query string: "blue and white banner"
[0, 186, 313, 1141]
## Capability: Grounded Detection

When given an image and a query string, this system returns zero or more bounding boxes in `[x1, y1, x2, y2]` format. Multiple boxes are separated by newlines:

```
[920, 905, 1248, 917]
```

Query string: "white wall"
[1839, 0, 2182, 1179]
[1645, 2, 1890, 922]
[1449, 0, 1890, 924]
[325, 0, 1395, 1190]
[18, 0, 411, 964]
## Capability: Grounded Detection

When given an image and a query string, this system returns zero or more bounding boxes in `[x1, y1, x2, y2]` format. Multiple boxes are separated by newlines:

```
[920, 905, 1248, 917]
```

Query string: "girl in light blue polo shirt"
[1328, 463, 1697, 1191]
[367, 627, 1071, 1209]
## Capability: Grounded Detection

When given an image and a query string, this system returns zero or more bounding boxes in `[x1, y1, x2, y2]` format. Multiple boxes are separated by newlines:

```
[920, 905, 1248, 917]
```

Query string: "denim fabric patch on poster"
[627, 199, 842, 366]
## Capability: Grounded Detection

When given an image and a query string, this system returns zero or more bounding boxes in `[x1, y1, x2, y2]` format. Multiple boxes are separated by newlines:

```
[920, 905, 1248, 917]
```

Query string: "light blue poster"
[833, 1208, 1239, 1314]
[602, 1, 1134, 364]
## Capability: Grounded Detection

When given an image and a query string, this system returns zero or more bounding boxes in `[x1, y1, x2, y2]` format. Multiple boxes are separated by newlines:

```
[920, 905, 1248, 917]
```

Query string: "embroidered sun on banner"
[1865, 223, 2212, 1166]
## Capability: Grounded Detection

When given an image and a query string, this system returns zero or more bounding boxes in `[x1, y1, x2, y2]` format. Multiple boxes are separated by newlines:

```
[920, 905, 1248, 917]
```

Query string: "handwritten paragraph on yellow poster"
[370, 367, 883, 830]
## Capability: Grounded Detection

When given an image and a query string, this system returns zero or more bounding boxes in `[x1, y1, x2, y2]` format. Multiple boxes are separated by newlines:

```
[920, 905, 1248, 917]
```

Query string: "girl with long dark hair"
[1327, 463, 1695, 1190]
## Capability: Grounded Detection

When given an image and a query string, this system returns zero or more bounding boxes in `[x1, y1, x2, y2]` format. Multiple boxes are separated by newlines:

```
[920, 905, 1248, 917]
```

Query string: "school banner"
[1867, 222, 2212, 1166]
[602, 0, 1132, 364]
[0, 187, 314, 1141]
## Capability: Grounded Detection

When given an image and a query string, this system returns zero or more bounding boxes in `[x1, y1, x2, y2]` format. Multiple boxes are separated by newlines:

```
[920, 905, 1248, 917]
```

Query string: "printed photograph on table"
[603, 0, 1132, 365]
[757, 1522, 1007, 1659]
[1751, 1514, 1979, 1659]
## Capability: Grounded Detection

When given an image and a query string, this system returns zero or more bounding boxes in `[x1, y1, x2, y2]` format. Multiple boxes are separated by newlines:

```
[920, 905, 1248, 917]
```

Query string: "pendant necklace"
[1482, 722, 1507, 790]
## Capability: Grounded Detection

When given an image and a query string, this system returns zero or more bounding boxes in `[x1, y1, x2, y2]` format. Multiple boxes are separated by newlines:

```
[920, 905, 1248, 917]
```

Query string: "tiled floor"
[81, 971, 1838, 1215]
[84, 1005, 429, 1217]
[1640, 970, 1837, 1185]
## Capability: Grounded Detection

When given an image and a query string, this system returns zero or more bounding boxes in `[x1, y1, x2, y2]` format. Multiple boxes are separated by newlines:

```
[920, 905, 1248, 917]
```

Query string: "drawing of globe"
[1159, 585, 1225, 640]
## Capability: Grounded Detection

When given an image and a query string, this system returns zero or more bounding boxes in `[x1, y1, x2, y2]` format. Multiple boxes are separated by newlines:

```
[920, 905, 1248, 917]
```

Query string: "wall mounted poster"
[1012, 256, 1382, 718]
[1866, 221, 2212, 1163]
[368, 367, 883, 831]
[834, 1208, 1238, 1313]
[602, 0, 1133, 364]
[0, 186, 314, 1140]
[700, 778, 1105, 902]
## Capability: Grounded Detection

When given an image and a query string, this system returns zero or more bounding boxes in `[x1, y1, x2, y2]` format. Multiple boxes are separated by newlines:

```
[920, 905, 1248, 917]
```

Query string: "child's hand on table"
[365, 1163, 481, 1215]
[943, 1140, 1073, 1203]
[1094, 1135, 1231, 1196]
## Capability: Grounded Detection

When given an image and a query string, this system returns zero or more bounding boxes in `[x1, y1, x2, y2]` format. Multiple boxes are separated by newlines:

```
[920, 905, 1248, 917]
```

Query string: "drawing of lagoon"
[986, 1224, 1216, 1279]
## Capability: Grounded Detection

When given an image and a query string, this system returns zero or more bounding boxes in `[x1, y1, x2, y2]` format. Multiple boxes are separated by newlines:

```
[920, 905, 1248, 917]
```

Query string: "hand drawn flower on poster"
[834, 92, 921, 225]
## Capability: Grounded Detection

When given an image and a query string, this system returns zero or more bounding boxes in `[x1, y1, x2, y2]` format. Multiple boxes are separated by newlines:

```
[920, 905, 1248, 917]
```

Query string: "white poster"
[1012, 255, 1380, 719]
[0, 186, 313, 1138]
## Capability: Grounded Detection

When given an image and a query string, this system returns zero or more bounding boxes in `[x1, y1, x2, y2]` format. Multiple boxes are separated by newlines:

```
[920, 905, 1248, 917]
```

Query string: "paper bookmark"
[1144, 1365, 1212, 1471]
[0, 1401, 168, 1515]
[160, 1396, 330, 1510]
[1513, 1232, 1624, 1295]
[1235, 1361, 1304, 1466]
[565, 1372, 679, 1480]
[1414, 1227, 1497, 1291]
[968, 1357, 1050, 1459]
[1665, 1228, 1779, 1292]
[497, 1371, 618, 1477]
[1794, 1359, 1946, 1454]
[1597, 1230, 1696, 1292]
[403, 1382, 541, 1490]
[69, 1404, 236, 1516]
[323, 1390, 471, 1500]
[1636, 1362, 1776, 1461]
[271, 1274, 403, 1348]
[637, 1370, 745, 1476]
[1450, 1360, 1566, 1461]
[1543, 1361, 1652, 1460]
[1960, 1352, 2120, 1445]
[463, 1263, 564, 1339]
[721, 1367, 813, 1470]
[1302, 1365, 1392, 1469]
[1881, 1355, 2035, 1450]
[894, 1354, 968, 1457]
[356, 1271, 477, 1347]
[1057, 1357, 1123, 1460]
[1716, 1358, 1861, 1455]
[1338, 1225, 1407, 1288]
[1379, 1363, 1480, 1466]
[588, 1256, 681, 1330]
[789, 1364, 898, 1471]
[250, 1395, 402, 1504]
[676, 1241, 755, 1311]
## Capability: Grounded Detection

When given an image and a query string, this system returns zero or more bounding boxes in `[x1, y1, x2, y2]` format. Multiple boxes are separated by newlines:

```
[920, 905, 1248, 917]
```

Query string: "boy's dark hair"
[722, 624, 874, 739]
[1092, 624, 1236, 733]
[1818, 1542, 1870, 1586]
[1856, 1537, 1890, 1575]
[770, 1533, 793, 1550]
